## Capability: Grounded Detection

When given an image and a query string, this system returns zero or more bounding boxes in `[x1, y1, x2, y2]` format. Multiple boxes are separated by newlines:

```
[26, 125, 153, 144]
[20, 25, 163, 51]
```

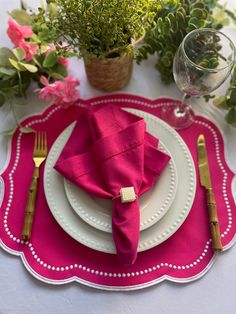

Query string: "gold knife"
[197, 134, 223, 252]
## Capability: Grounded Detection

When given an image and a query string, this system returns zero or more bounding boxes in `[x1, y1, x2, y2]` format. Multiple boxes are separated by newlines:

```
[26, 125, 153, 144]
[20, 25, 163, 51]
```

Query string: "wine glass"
[161, 28, 236, 130]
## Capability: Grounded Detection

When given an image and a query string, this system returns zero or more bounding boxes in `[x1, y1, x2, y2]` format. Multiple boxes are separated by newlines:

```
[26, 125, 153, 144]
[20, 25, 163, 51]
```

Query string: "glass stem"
[181, 93, 188, 105]
[176, 93, 188, 114]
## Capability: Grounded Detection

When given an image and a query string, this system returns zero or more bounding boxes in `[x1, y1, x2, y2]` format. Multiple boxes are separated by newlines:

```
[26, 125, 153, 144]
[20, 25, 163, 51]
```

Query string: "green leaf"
[18, 62, 38, 73]
[30, 34, 41, 43]
[9, 9, 33, 25]
[50, 72, 65, 80]
[188, 17, 200, 28]
[176, 11, 186, 26]
[32, 56, 42, 68]
[0, 78, 13, 90]
[19, 127, 35, 133]
[213, 96, 228, 109]
[157, 18, 164, 33]
[229, 89, 236, 106]
[13, 47, 26, 61]
[0, 48, 15, 67]
[9, 58, 26, 71]
[0, 93, 5, 106]
[0, 127, 16, 136]
[43, 52, 57, 68]
[0, 67, 16, 76]
[51, 62, 68, 78]
[190, 8, 205, 19]
[198, 19, 206, 28]
[40, 44, 51, 54]
[47, 3, 58, 18]
[225, 107, 236, 126]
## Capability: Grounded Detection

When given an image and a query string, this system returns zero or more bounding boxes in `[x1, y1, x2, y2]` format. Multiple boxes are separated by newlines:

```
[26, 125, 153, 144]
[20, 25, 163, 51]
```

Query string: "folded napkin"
[55, 105, 170, 265]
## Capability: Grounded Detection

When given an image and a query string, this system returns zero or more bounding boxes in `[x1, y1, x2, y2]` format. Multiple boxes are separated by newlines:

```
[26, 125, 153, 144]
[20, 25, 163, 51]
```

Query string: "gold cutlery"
[21, 131, 47, 240]
[197, 134, 223, 252]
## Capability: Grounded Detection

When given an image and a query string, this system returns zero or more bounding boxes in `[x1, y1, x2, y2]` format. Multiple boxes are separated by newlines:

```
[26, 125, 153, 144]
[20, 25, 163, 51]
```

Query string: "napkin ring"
[113, 187, 137, 203]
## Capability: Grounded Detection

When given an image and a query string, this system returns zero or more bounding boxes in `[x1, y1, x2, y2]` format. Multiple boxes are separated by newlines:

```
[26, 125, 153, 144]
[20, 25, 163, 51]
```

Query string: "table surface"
[1, 0, 236, 313]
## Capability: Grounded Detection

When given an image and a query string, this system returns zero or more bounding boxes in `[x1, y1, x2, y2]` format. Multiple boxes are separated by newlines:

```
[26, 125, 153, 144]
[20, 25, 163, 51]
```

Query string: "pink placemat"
[0, 94, 235, 290]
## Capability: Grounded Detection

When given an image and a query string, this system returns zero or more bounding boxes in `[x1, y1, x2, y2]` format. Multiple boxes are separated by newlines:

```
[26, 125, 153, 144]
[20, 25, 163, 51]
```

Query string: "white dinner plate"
[64, 140, 177, 233]
[44, 108, 196, 254]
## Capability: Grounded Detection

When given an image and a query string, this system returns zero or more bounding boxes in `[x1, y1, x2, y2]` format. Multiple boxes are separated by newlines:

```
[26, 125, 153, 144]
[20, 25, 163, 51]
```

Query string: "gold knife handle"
[21, 167, 39, 240]
[206, 188, 223, 252]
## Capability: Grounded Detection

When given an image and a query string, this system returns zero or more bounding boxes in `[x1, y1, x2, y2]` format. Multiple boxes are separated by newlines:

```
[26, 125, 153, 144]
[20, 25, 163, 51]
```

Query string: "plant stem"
[17, 71, 24, 97]
[7, 95, 19, 127]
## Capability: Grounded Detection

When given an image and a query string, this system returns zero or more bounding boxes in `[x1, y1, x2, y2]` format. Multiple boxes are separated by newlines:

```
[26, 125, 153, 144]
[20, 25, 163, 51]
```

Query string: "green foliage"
[9, 9, 33, 25]
[212, 6, 236, 131]
[0, 5, 72, 105]
[213, 66, 236, 127]
[47, 0, 153, 59]
[136, 0, 222, 84]
[214, 4, 236, 28]
[43, 51, 57, 68]
[0, 3, 74, 134]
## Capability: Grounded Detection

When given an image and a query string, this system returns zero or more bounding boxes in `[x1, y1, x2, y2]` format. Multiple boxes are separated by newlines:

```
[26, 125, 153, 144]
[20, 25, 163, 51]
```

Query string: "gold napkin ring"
[113, 187, 137, 203]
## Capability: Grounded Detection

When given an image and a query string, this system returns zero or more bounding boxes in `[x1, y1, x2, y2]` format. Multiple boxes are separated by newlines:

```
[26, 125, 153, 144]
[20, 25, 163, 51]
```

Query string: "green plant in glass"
[136, 0, 222, 84]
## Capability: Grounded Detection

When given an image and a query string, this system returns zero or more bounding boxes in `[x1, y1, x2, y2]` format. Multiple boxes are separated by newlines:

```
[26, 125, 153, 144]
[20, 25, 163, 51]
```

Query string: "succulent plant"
[137, 0, 222, 84]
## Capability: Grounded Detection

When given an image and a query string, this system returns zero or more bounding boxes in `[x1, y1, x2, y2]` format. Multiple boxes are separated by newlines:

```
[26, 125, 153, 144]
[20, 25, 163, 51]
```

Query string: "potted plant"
[47, 0, 151, 92]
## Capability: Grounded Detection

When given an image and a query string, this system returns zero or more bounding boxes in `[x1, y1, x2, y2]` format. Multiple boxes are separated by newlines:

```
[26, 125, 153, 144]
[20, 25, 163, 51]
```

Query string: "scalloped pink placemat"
[0, 94, 235, 290]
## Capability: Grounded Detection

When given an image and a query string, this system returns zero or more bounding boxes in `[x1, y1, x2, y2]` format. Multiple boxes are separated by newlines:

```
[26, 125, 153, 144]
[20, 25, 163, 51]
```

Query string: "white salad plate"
[44, 108, 196, 254]
[64, 139, 177, 233]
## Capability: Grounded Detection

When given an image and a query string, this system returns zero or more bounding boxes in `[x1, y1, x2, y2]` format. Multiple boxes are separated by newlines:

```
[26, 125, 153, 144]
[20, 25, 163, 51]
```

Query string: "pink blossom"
[57, 56, 69, 68]
[19, 40, 39, 61]
[46, 43, 69, 68]
[45, 43, 56, 55]
[59, 42, 73, 52]
[37, 75, 80, 108]
[7, 19, 33, 46]
[40, 75, 50, 86]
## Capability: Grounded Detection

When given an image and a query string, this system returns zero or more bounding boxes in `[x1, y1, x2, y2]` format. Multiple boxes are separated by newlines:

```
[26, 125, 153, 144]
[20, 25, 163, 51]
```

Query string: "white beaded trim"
[1, 98, 234, 279]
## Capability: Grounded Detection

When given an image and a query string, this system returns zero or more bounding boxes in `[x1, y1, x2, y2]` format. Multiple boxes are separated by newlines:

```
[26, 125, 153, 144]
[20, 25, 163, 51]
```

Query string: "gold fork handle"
[21, 167, 39, 240]
[206, 188, 223, 252]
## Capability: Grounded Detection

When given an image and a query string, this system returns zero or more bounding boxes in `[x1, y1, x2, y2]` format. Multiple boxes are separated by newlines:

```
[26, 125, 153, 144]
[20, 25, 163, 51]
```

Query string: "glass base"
[161, 103, 195, 130]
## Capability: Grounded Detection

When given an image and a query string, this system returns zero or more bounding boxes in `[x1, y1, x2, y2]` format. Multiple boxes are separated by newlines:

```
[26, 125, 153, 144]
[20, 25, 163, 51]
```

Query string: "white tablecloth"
[0, 1, 236, 313]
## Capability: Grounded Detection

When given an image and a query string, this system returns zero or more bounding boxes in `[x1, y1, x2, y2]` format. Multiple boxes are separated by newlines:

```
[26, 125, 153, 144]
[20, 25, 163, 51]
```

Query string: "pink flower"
[19, 40, 39, 61]
[7, 19, 33, 46]
[45, 43, 56, 55]
[39, 75, 50, 86]
[57, 56, 69, 68]
[37, 75, 80, 108]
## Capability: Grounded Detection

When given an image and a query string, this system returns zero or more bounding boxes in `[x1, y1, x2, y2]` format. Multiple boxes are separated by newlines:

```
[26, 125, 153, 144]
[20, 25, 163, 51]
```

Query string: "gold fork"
[21, 131, 47, 240]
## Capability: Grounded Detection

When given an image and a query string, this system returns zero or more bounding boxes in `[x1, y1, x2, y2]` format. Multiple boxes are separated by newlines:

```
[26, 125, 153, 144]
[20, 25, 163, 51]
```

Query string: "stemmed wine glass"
[161, 28, 236, 130]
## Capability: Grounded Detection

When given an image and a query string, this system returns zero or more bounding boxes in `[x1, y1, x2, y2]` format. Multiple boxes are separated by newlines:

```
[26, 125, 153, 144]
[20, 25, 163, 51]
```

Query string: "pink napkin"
[54, 105, 170, 265]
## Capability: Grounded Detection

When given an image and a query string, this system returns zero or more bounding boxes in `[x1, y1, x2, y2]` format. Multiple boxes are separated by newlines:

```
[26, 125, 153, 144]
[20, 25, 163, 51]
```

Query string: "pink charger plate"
[0, 94, 235, 290]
